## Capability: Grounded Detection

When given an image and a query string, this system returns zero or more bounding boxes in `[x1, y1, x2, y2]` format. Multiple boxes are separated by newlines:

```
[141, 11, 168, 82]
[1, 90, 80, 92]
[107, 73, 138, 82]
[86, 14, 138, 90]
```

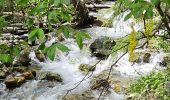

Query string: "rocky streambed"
[0, 1, 170, 100]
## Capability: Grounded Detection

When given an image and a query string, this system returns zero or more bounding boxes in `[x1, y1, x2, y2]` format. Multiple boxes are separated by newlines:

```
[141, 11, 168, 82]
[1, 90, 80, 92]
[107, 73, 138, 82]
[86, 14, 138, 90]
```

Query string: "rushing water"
[0, 3, 165, 100]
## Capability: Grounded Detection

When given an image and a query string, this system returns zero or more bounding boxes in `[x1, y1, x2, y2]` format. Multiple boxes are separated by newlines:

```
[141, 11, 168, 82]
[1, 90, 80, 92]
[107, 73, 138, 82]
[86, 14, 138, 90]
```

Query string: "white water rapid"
[0, 3, 165, 100]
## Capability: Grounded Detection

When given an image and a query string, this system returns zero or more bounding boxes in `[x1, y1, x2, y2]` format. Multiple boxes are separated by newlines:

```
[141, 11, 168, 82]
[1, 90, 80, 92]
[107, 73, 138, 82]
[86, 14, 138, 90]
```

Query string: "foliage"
[144, 19, 154, 39]
[156, 37, 170, 52]
[0, 0, 92, 63]
[0, 44, 21, 64]
[128, 68, 170, 100]
[128, 25, 137, 62]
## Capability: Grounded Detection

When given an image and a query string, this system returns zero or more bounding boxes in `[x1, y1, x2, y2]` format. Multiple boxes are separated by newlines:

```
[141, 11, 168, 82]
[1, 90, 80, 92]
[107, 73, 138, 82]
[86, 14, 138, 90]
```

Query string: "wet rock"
[90, 70, 112, 90]
[38, 71, 63, 82]
[93, 19, 103, 26]
[79, 64, 95, 72]
[63, 90, 95, 100]
[35, 50, 45, 62]
[132, 52, 142, 63]
[27, 65, 41, 77]
[12, 67, 26, 73]
[91, 79, 110, 90]
[12, 66, 38, 79]
[57, 34, 65, 42]
[89, 36, 116, 59]
[5, 75, 25, 88]
[0, 70, 6, 79]
[13, 48, 31, 66]
[160, 56, 170, 67]
[90, 70, 131, 93]
[143, 53, 151, 63]
[21, 71, 34, 80]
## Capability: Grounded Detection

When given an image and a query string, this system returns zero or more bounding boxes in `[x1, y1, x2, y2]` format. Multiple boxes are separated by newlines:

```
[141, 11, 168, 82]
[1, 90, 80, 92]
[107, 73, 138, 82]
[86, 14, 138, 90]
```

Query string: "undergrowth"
[127, 68, 170, 100]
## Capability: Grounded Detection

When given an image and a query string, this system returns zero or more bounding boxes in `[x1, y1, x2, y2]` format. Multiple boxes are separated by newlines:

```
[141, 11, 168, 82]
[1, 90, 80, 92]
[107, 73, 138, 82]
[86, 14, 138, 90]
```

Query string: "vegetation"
[0, 0, 170, 99]
[128, 68, 170, 100]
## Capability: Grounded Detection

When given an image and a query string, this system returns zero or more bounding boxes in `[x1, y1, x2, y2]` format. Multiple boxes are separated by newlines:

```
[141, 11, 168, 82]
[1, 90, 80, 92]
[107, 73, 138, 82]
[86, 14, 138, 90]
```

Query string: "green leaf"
[151, 0, 160, 5]
[37, 28, 45, 41]
[46, 44, 57, 61]
[80, 32, 91, 39]
[16, 0, 29, 6]
[55, 43, 70, 52]
[164, 0, 170, 5]
[38, 43, 46, 50]
[0, 54, 12, 63]
[10, 45, 20, 56]
[145, 8, 154, 19]
[28, 29, 38, 41]
[28, 28, 45, 42]
[124, 12, 133, 21]
[61, 26, 70, 38]
[76, 32, 83, 49]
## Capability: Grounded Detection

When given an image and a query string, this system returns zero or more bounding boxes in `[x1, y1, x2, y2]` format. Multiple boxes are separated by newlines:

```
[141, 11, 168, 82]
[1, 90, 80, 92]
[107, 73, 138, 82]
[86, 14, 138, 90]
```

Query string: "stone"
[57, 34, 65, 42]
[13, 48, 31, 66]
[12, 67, 26, 73]
[90, 70, 131, 93]
[143, 53, 151, 63]
[79, 64, 95, 72]
[0, 70, 6, 79]
[21, 71, 34, 80]
[35, 50, 45, 62]
[160, 56, 170, 67]
[5, 75, 25, 88]
[38, 71, 63, 82]
[89, 36, 116, 59]
[63, 90, 95, 100]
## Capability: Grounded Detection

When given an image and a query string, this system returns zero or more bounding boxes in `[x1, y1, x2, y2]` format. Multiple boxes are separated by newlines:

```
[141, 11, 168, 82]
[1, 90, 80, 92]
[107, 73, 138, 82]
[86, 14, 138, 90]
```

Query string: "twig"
[98, 51, 128, 100]
[63, 60, 101, 99]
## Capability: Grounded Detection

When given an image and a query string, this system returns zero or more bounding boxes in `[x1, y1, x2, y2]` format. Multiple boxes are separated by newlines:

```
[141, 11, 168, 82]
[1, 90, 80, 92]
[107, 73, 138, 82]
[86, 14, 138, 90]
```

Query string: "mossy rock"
[63, 90, 95, 100]
[13, 48, 31, 66]
[35, 50, 45, 62]
[5, 76, 26, 88]
[160, 56, 170, 67]
[79, 64, 95, 72]
[0, 70, 6, 79]
[143, 53, 151, 63]
[89, 36, 116, 59]
[38, 71, 63, 82]
[21, 71, 34, 80]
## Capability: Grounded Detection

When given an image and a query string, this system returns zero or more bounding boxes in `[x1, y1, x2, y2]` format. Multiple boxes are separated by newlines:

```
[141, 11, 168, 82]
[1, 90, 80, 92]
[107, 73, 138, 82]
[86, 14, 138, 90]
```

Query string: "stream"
[0, 1, 166, 100]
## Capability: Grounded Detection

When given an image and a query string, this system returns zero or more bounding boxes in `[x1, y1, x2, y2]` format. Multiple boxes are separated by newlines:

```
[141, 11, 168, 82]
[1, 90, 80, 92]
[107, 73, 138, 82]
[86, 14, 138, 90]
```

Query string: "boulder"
[90, 70, 131, 93]
[21, 71, 34, 80]
[38, 71, 63, 82]
[63, 90, 95, 100]
[13, 49, 31, 66]
[12, 67, 26, 73]
[79, 64, 95, 72]
[143, 53, 151, 63]
[35, 50, 45, 62]
[90, 70, 112, 90]
[160, 56, 170, 67]
[5, 75, 25, 88]
[0, 70, 6, 79]
[89, 36, 116, 59]
[57, 34, 65, 42]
